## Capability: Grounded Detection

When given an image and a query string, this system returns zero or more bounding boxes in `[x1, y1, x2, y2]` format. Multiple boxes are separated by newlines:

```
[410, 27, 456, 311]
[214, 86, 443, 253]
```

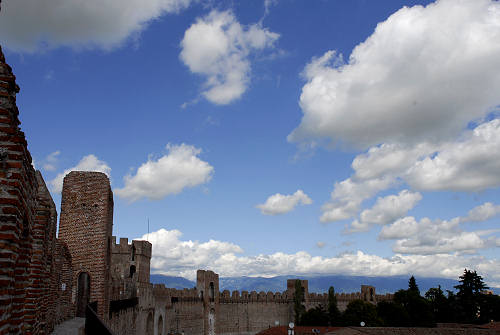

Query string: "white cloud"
[180, 10, 279, 105]
[352, 143, 435, 181]
[289, 0, 500, 148]
[0, 0, 194, 52]
[42, 150, 60, 171]
[256, 189, 312, 215]
[322, 118, 500, 223]
[461, 202, 500, 223]
[263, 0, 278, 18]
[50, 154, 111, 193]
[405, 119, 500, 192]
[320, 176, 394, 223]
[115, 143, 213, 202]
[379, 216, 499, 255]
[142, 228, 243, 279]
[144, 228, 500, 287]
[347, 190, 422, 233]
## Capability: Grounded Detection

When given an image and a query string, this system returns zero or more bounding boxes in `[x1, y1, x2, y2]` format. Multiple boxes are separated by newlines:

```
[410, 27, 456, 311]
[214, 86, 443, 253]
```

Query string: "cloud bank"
[142, 228, 500, 287]
[380, 216, 500, 255]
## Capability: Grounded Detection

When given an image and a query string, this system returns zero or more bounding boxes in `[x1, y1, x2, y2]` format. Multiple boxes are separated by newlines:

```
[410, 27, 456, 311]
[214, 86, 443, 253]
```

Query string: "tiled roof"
[257, 326, 342, 335]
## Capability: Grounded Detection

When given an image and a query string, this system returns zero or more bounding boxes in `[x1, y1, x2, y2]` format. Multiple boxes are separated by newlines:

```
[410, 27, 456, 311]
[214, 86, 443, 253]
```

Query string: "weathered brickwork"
[0, 44, 72, 334]
[58, 171, 114, 319]
[0, 43, 39, 335]
[24, 172, 59, 334]
[110, 237, 152, 300]
[110, 271, 391, 335]
[52, 240, 74, 324]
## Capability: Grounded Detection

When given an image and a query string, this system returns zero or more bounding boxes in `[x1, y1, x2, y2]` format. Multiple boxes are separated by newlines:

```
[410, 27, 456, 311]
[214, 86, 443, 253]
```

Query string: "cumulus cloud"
[50, 154, 111, 193]
[143, 228, 500, 287]
[256, 189, 312, 215]
[347, 190, 422, 233]
[180, 10, 279, 105]
[379, 216, 499, 255]
[320, 176, 394, 223]
[115, 143, 213, 202]
[322, 118, 500, 223]
[352, 143, 435, 181]
[289, 0, 500, 148]
[141, 228, 243, 279]
[405, 119, 500, 192]
[42, 150, 61, 172]
[0, 0, 193, 52]
[461, 202, 500, 223]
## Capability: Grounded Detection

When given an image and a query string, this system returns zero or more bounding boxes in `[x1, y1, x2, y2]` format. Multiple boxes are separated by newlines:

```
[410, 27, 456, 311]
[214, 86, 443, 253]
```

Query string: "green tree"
[327, 286, 341, 326]
[376, 300, 409, 327]
[394, 277, 434, 327]
[408, 276, 420, 295]
[454, 269, 488, 323]
[342, 300, 381, 327]
[478, 293, 500, 323]
[425, 285, 450, 323]
[293, 280, 306, 325]
[301, 305, 329, 326]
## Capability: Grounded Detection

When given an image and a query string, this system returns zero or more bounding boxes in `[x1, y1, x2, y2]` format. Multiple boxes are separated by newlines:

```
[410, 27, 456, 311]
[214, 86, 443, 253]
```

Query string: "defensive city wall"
[0, 41, 391, 335]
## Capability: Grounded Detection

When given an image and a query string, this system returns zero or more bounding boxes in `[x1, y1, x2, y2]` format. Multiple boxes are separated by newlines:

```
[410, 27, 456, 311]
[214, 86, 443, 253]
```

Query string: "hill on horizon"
[150, 274, 500, 295]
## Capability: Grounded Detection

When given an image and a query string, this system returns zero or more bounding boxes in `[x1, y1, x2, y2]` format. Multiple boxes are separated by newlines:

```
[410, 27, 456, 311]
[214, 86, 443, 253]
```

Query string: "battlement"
[287, 279, 309, 296]
[111, 236, 152, 258]
[219, 289, 291, 303]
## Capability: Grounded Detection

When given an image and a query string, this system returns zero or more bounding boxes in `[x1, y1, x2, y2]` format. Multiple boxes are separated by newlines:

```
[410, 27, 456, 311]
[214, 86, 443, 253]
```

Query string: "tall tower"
[197, 270, 220, 335]
[58, 171, 113, 319]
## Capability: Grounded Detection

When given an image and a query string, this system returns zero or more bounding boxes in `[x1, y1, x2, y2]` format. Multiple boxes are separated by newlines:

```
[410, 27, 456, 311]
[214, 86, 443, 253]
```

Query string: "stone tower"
[110, 237, 152, 300]
[197, 270, 220, 335]
[58, 171, 113, 319]
[361, 285, 376, 303]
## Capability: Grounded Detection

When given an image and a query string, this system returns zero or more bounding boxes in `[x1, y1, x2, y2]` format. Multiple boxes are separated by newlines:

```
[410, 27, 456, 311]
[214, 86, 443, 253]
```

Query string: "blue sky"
[2, 0, 500, 286]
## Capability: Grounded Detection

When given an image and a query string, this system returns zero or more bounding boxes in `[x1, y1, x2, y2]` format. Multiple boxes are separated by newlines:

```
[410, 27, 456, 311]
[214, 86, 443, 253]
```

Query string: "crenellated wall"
[218, 290, 291, 335]
[110, 236, 152, 301]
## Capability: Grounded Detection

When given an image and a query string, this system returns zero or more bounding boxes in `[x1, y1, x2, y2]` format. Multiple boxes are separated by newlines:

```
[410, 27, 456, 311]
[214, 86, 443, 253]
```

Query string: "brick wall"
[53, 240, 74, 324]
[0, 44, 39, 335]
[0, 45, 73, 334]
[218, 300, 290, 335]
[24, 172, 60, 334]
[58, 171, 114, 319]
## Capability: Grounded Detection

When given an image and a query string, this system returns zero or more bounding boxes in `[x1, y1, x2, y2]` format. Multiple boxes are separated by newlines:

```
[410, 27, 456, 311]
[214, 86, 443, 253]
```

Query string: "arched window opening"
[131, 245, 136, 261]
[129, 265, 136, 278]
[146, 312, 154, 335]
[158, 315, 164, 335]
[76, 272, 91, 317]
[209, 282, 214, 300]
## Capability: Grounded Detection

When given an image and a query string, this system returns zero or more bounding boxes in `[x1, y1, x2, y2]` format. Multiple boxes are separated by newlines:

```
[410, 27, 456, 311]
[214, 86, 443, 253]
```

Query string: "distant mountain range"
[150, 274, 499, 294]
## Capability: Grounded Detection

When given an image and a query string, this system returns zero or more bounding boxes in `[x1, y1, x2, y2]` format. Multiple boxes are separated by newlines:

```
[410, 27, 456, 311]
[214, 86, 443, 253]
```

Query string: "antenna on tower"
[147, 217, 150, 242]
